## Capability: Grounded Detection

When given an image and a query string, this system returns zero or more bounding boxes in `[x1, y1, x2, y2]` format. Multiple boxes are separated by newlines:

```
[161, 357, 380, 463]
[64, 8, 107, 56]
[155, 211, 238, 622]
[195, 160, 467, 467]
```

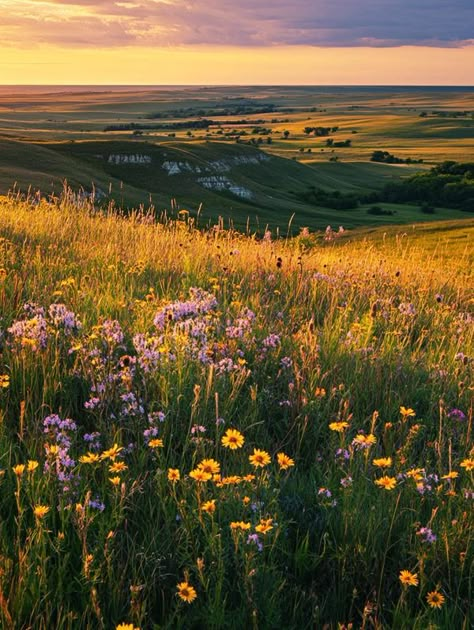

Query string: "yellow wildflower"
[177, 581, 197, 603]
[249, 449, 271, 468]
[79, 453, 100, 464]
[426, 590, 445, 609]
[374, 476, 397, 491]
[148, 438, 164, 449]
[100, 444, 123, 461]
[221, 428, 245, 450]
[329, 421, 349, 432]
[255, 518, 274, 535]
[201, 499, 216, 514]
[27, 460, 39, 473]
[198, 458, 220, 475]
[168, 468, 180, 482]
[12, 464, 25, 477]
[189, 468, 212, 482]
[33, 505, 50, 519]
[277, 452, 295, 470]
[373, 457, 392, 468]
[230, 521, 251, 531]
[109, 461, 128, 473]
[399, 570, 418, 587]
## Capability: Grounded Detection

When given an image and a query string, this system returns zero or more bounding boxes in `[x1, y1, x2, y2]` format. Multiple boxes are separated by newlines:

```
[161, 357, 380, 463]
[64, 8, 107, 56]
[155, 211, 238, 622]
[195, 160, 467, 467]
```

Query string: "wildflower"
[109, 461, 128, 473]
[79, 453, 100, 464]
[352, 434, 377, 449]
[201, 499, 216, 514]
[247, 533, 263, 552]
[426, 590, 446, 609]
[0, 374, 10, 388]
[373, 457, 392, 468]
[375, 476, 397, 491]
[27, 460, 39, 473]
[249, 449, 271, 468]
[406, 467, 424, 480]
[242, 474, 256, 482]
[177, 581, 197, 603]
[460, 458, 474, 471]
[198, 459, 220, 475]
[12, 464, 25, 477]
[101, 444, 124, 461]
[400, 406, 416, 419]
[116, 624, 139, 630]
[148, 438, 164, 449]
[168, 468, 180, 482]
[448, 408, 466, 421]
[189, 468, 212, 482]
[277, 452, 295, 470]
[230, 521, 251, 531]
[255, 518, 273, 535]
[33, 505, 50, 519]
[329, 421, 349, 432]
[417, 526, 437, 544]
[221, 428, 245, 449]
[109, 476, 121, 486]
[315, 387, 326, 397]
[441, 471, 459, 480]
[219, 475, 242, 486]
[399, 570, 418, 587]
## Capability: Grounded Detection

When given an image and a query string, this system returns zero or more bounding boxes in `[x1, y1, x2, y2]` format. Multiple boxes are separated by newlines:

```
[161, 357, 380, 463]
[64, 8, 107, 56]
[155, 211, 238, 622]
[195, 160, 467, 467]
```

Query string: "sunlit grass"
[0, 194, 472, 629]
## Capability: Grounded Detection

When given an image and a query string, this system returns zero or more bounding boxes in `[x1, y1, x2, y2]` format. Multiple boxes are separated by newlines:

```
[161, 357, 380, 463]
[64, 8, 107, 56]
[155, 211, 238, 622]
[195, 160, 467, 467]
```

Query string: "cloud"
[0, 0, 473, 48]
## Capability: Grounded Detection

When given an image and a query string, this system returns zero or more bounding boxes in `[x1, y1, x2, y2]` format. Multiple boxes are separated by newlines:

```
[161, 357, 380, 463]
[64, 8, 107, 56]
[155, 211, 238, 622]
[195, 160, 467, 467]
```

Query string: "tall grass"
[0, 193, 472, 629]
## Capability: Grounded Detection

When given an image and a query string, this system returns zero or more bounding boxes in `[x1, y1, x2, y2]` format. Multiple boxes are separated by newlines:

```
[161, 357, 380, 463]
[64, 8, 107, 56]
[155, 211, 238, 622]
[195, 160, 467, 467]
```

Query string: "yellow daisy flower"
[399, 570, 418, 587]
[249, 449, 271, 468]
[177, 581, 197, 603]
[221, 428, 245, 449]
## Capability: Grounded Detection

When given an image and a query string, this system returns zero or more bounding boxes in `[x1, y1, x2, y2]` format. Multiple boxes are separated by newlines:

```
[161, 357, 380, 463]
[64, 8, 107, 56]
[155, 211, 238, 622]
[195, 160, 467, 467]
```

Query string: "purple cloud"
[0, 0, 473, 48]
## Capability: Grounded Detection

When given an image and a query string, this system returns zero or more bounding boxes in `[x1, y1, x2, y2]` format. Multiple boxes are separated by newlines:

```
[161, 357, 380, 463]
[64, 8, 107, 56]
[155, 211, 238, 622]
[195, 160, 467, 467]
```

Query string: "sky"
[0, 0, 473, 85]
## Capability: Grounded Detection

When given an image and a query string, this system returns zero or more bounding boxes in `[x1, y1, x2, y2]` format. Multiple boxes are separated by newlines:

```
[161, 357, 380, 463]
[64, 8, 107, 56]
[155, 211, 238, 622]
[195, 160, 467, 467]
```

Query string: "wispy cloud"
[0, 0, 473, 48]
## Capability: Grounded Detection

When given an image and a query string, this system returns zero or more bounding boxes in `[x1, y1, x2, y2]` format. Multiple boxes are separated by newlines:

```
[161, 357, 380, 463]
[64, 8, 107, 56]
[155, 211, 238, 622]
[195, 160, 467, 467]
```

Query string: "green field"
[0, 86, 473, 231]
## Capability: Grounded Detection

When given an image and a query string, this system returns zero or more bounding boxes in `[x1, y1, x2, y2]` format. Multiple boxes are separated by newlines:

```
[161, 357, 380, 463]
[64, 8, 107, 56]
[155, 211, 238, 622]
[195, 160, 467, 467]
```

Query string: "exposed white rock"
[197, 176, 253, 199]
[108, 154, 152, 165]
[161, 153, 270, 176]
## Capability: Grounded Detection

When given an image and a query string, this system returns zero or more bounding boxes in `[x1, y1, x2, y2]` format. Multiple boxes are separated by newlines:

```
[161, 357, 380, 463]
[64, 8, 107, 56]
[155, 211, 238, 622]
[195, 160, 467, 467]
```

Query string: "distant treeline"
[371, 150, 424, 164]
[304, 126, 339, 136]
[145, 104, 277, 119]
[419, 110, 472, 118]
[103, 119, 271, 132]
[298, 161, 474, 212]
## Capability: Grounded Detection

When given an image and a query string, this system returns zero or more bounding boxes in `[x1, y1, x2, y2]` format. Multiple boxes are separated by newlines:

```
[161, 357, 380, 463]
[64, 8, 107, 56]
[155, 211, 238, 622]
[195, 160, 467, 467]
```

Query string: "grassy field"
[0, 86, 473, 230]
[0, 194, 472, 629]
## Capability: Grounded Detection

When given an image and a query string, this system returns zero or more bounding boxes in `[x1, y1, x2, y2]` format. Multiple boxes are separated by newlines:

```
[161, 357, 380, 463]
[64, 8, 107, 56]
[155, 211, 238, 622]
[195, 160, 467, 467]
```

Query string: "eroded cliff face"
[105, 151, 270, 199]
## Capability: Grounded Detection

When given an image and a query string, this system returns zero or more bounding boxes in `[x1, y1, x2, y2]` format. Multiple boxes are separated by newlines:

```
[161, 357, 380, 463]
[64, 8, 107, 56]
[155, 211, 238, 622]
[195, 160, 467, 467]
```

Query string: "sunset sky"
[0, 0, 473, 84]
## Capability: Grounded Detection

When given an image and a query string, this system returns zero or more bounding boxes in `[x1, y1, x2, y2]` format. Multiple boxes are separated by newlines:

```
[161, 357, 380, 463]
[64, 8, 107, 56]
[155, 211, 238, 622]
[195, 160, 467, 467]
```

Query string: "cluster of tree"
[298, 186, 359, 210]
[326, 139, 351, 148]
[420, 110, 472, 118]
[381, 161, 474, 212]
[252, 126, 272, 135]
[104, 120, 214, 132]
[303, 126, 338, 136]
[296, 162, 473, 213]
[145, 104, 277, 119]
[371, 150, 423, 164]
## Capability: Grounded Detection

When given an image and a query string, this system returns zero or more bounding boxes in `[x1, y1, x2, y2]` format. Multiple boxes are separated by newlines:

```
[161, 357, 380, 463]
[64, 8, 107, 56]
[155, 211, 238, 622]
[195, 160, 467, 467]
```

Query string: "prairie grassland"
[0, 194, 472, 629]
